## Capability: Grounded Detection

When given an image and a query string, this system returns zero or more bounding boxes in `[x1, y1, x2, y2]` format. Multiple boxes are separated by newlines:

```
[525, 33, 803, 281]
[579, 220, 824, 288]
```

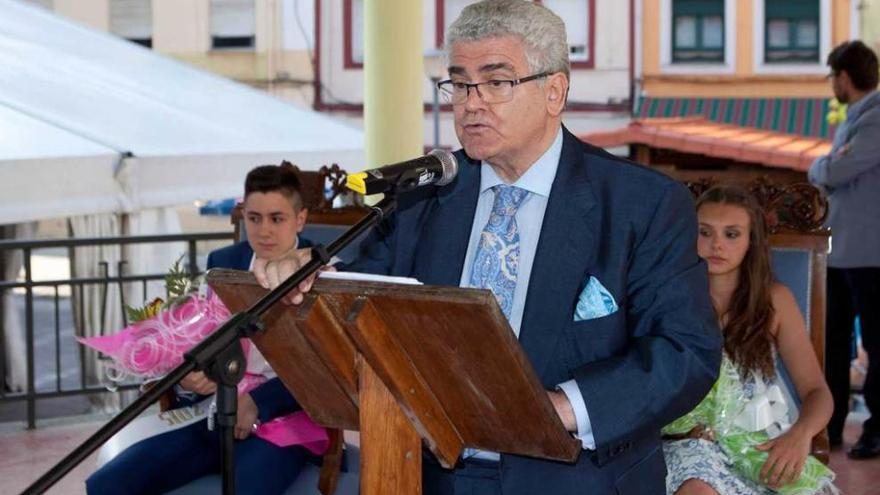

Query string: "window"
[23, 0, 53, 9]
[764, 0, 819, 63]
[210, 0, 255, 50]
[671, 0, 724, 63]
[443, 0, 477, 38]
[345, 0, 364, 66]
[541, 0, 592, 66]
[345, 0, 442, 68]
[439, 1, 594, 67]
[345, 1, 593, 70]
[110, 0, 152, 48]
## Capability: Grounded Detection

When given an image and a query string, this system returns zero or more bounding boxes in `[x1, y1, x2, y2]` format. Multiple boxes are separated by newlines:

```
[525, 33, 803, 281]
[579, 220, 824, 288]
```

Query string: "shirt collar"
[479, 127, 563, 198]
[847, 90, 879, 122]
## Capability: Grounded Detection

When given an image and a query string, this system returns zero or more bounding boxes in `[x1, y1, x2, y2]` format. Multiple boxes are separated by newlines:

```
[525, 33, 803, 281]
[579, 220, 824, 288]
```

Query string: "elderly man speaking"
[256, 1, 721, 493]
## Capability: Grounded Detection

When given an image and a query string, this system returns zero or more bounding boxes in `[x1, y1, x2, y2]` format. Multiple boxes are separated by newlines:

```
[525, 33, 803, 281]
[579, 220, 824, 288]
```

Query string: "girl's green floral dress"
[662, 355, 837, 494]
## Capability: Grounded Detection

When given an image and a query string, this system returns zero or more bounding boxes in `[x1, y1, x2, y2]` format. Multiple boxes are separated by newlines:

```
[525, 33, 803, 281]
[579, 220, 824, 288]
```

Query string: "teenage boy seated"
[86, 164, 316, 495]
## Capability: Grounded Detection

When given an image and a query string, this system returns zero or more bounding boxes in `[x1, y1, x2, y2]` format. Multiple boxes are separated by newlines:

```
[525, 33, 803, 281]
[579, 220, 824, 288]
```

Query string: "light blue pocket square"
[574, 276, 619, 321]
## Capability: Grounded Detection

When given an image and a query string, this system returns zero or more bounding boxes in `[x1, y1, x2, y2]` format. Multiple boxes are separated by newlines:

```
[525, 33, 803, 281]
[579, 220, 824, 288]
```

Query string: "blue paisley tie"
[469, 184, 530, 319]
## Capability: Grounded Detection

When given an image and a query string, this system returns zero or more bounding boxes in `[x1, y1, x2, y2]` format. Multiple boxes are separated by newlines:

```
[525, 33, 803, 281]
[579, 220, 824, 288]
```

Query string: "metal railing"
[0, 232, 234, 428]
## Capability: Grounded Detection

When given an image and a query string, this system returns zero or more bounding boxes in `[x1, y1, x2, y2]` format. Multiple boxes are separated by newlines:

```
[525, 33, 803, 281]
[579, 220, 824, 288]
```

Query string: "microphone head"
[428, 149, 458, 186]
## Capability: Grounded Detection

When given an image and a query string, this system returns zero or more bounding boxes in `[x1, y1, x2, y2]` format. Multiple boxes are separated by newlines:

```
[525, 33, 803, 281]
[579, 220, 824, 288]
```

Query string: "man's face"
[243, 191, 307, 260]
[448, 36, 564, 172]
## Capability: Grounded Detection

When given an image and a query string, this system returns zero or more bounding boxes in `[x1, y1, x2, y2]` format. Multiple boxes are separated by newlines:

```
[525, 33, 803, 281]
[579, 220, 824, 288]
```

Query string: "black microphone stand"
[23, 195, 397, 495]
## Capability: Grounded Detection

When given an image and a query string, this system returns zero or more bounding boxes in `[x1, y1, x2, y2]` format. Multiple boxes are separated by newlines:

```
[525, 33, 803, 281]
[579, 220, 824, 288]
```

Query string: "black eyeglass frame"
[436, 72, 552, 103]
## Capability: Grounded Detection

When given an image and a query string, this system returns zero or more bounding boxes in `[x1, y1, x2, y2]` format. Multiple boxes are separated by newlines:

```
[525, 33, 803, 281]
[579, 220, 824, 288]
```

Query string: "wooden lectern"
[207, 270, 581, 495]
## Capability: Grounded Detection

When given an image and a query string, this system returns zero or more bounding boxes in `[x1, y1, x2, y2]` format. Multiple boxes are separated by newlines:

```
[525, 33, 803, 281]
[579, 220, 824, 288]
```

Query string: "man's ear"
[840, 70, 854, 91]
[546, 72, 568, 116]
[296, 207, 309, 233]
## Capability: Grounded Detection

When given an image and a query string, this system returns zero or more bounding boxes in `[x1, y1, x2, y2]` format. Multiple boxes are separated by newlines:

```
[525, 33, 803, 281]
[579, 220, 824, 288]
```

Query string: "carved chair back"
[230, 163, 369, 263]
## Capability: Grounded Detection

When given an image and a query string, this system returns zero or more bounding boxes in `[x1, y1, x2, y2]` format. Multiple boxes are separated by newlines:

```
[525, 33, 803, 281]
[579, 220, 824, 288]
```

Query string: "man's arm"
[809, 122, 880, 189]
[571, 183, 722, 461]
[807, 155, 831, 193]
[554, 383, 595, 448]
[335, 212, 398, 275]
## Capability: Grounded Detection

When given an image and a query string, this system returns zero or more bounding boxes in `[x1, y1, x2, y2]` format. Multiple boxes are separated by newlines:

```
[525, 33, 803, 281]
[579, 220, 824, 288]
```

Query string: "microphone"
[346, 149, 458, 195]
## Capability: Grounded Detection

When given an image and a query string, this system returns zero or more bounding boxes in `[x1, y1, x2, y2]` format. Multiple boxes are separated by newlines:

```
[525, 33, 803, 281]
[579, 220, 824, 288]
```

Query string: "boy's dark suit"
[87, 238, 315, 495]
[205, 238, 312, 418]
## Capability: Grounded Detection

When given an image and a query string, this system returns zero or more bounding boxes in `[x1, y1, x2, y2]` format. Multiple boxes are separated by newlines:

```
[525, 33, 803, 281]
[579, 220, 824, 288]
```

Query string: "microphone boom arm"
[22, 195, 398, 495]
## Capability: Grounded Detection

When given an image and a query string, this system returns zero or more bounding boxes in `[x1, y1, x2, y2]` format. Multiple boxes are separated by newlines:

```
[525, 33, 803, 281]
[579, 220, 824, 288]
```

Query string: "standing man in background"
[809, 40, 880, 460]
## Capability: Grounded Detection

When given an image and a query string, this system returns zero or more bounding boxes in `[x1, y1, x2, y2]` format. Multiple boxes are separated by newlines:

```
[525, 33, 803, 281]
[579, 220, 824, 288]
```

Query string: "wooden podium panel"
[207, 269, 360, 430]
[207, 269, 580, 476]
[315, 280, 581, 465]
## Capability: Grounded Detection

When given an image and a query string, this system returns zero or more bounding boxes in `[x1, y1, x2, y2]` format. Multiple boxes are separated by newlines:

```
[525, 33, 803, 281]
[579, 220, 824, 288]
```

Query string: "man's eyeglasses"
[437, 72, 550, 105]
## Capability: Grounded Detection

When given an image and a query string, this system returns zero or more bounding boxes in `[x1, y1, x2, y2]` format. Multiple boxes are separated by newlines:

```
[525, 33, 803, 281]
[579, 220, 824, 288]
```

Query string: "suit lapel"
[518, 129, 599, 382]
[236, 242, 254, 271]
[413, 152, 481, 286]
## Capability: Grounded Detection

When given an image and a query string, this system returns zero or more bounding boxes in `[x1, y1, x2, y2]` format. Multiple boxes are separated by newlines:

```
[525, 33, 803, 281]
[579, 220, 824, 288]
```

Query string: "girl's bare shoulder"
[769, 282, 805, 338]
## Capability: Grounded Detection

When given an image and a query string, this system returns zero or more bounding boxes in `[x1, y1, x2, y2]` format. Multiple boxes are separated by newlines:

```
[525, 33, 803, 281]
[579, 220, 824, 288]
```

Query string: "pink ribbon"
[254, 412, 330, 454]
[237, 343, 329, 454]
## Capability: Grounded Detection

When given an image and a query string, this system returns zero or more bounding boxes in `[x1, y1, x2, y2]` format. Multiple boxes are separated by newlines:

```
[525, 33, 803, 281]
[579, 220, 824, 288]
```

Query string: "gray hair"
[445, 0, 570, 81]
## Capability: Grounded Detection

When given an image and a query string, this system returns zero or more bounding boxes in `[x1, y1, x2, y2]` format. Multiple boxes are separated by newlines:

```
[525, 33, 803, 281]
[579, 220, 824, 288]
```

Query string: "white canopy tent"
[0, 0, 365, 395]
[0, 0, 364, 225]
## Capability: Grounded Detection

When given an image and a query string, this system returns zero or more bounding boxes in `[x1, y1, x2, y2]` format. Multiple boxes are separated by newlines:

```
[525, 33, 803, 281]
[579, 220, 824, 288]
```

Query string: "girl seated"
[663, 184, 836, 494]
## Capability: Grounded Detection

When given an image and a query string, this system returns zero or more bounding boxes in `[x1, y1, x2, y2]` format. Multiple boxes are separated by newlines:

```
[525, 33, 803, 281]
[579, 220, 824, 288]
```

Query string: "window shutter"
[766, 0, 819, 20]
[444, 0, 479, 40]
[351, 0, 364, 62]
[542, 0, 590, 62]
[110, 0, 152, 41]
[674, 0, 724, 16]
[211, 0, 256, 38]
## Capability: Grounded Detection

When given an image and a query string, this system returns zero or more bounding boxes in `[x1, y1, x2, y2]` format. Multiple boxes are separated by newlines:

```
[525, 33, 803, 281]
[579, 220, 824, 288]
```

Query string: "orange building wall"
[735, 0, 753, 74]
[640, 0, 854, 98]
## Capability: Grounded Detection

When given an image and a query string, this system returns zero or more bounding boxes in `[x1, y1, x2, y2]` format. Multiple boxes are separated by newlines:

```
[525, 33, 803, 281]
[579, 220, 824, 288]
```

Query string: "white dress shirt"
[459, 128, 596, 455]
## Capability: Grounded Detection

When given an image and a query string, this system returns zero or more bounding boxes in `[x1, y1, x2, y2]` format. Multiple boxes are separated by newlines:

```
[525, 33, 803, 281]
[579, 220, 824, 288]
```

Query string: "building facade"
[24, 0, 634, 150]
[634, 0, 864, 138]
[861, 0, 880, 52]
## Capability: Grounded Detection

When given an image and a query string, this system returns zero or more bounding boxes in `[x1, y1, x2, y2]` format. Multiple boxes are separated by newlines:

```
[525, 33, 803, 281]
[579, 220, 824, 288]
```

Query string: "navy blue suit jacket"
[342, 128, 722, 493]
[204, 238, 312, 423]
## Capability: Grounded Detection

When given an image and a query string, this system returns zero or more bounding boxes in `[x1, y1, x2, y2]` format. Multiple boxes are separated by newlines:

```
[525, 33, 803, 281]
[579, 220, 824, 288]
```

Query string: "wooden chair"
[230, 162, 370, 266]
[683, 176, 831, 464]
[232, 162, 367, 235]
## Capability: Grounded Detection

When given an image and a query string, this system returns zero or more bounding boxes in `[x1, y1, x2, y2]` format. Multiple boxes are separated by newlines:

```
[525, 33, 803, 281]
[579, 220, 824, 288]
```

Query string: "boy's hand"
[252, 248, 317, 305]
[179, 371, 217, 395]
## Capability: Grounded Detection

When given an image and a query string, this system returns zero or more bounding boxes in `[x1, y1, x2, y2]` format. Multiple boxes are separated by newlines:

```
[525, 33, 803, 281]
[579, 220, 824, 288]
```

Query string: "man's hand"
[179, 371, 217, 395]
[833, 143, 851, 157]
[547, 390, 577, 432]
[252, 247, 318, 305]
[234, 393, 260, 440]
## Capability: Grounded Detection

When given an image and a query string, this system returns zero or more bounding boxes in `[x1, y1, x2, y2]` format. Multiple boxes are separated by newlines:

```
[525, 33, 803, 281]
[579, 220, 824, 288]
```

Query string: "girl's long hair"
[697, 185, 776, 377]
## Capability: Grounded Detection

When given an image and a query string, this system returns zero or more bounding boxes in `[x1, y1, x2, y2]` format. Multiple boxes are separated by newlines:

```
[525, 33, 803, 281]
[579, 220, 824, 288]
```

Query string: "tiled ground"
[2, 415, 878, 494]
[829, 414, 880, 495]
[0, 417, 104, 495]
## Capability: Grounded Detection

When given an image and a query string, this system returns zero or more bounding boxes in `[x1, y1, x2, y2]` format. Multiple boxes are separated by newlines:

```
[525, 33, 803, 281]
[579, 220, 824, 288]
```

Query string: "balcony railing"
[0, 232, 234, 428]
